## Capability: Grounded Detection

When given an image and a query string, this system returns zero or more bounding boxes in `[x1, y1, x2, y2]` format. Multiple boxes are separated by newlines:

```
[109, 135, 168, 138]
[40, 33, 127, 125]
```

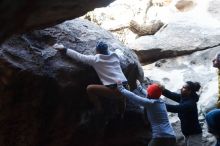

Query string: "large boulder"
[0, 18, 148, 146]
[0, 0, 114, 43]
[129, 9, 220, 63]
[129, 20, 164, 37]
[83, 0, 153, 44]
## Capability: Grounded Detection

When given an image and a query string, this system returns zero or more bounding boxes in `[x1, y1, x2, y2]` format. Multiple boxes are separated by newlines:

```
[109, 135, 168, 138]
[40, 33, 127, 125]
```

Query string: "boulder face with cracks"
[129, 22, 220, 63]
[0, 18, 148, 146]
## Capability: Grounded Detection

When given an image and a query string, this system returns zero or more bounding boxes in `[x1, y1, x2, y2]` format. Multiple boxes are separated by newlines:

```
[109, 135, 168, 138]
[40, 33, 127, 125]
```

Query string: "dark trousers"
[105, 81, 130, 90]
[216, 139, 220, 146]
[148, 137, 176, 146]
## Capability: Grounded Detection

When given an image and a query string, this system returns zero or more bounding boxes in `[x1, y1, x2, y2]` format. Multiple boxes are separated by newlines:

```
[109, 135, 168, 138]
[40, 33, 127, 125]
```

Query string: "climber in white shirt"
[53, 41, 129, 114]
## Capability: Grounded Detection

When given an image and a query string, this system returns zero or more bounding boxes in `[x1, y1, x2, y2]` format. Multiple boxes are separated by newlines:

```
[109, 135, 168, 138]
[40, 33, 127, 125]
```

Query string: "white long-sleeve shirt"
[66, 49, 127, 85]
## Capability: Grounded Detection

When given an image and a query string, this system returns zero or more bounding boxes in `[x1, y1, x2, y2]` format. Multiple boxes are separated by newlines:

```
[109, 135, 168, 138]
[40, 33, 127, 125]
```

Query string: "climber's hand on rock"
[53, 43, 67, 54]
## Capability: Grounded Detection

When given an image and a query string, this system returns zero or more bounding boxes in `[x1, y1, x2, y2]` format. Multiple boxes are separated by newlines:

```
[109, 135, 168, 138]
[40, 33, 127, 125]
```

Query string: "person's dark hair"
[186, 81, 201, 101]
[186, 81, 201, 92]
[216, 52, 220, 62]
[96, 41, 109, 55]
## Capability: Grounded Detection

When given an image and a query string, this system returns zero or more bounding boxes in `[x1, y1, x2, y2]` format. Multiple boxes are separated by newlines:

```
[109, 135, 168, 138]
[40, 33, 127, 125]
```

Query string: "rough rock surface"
[208, 0, 220, 22]
[129, 22, 220, 63]
[129, 7, 220, 63]
[129, 20, 164, 37]
[0, 18, 148, 146]
[83, 0, 153, 44]
[0, 0, 114, 43]
[82, 0, 198, 44]
[175, 0, 197, 12]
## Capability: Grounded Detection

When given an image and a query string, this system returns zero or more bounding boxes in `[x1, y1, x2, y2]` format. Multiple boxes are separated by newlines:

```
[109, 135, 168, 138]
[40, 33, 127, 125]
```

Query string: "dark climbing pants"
[148, 137, 176, 146]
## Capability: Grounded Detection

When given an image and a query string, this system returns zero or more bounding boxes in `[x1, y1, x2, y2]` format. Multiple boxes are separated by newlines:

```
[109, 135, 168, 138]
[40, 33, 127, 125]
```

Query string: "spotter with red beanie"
[117, 81, 176, 146]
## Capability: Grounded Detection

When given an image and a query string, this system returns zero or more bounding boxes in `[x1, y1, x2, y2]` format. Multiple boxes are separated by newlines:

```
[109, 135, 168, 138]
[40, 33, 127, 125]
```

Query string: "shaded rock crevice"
[135, 42, 220, 64]
[0, 0, 115, 43]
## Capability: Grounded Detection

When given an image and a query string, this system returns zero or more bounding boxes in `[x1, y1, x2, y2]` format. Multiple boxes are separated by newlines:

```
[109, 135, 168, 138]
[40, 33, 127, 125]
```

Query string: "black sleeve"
[166, 102, 193, 113]
[162, 89, 181, 103]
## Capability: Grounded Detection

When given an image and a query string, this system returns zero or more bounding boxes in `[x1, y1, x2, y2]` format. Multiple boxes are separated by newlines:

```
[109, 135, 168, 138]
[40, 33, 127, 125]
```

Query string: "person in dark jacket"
[162, 81, 202, 146]
[206, 109, 220, 146]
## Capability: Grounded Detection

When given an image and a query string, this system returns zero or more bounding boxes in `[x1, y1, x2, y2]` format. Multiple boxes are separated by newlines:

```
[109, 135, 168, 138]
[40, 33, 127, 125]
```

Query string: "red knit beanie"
[147, 83, 162, 99]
